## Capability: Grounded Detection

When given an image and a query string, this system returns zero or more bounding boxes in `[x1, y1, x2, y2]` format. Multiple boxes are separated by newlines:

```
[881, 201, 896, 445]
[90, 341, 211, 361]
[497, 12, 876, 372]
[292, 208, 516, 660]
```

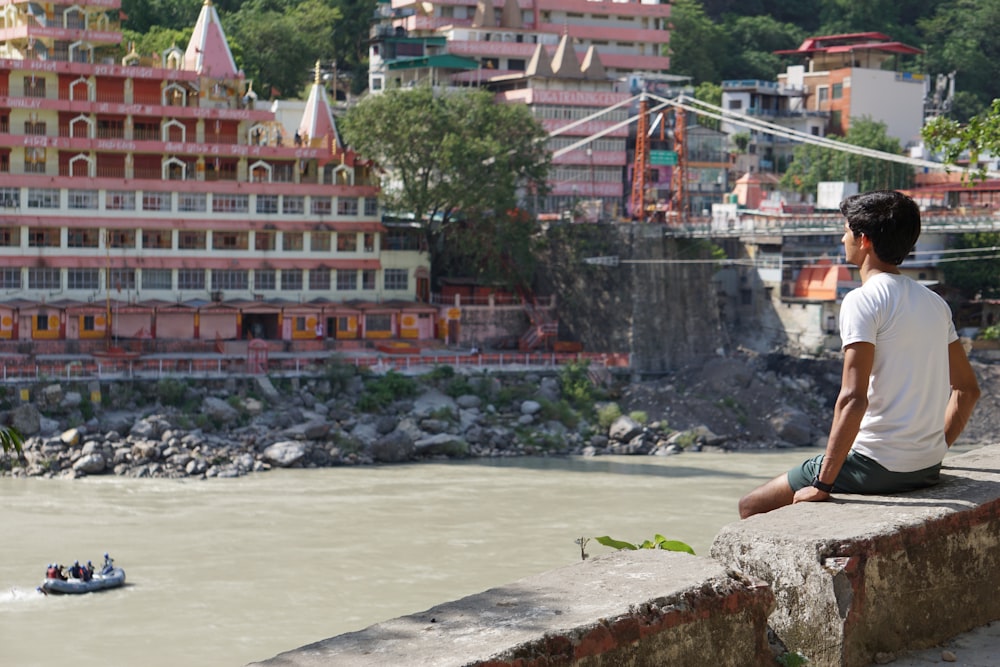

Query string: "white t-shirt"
[839, 272, 958, 472]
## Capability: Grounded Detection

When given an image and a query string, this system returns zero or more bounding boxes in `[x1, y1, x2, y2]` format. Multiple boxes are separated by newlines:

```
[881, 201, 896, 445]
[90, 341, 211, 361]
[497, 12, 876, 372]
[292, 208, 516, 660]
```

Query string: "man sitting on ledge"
[739, 190, 981, 519]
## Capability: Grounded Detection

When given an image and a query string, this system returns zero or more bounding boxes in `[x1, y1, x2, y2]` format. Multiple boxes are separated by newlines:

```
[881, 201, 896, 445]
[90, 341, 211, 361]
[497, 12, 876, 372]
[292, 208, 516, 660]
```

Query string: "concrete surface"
[870, 621, 1000, 666]
[246, 550, 775, 667]
[712, 444, 1000, 667]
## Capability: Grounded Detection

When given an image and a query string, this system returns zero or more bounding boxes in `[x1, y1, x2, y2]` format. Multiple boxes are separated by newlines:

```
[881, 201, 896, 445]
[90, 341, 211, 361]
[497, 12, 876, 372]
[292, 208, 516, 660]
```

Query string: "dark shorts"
[787, 450, 942, 494]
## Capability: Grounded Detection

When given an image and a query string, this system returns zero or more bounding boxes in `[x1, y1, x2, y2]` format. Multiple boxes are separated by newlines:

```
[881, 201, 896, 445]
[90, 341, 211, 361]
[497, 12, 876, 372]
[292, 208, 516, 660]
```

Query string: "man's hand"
[793, 486, 830, 504]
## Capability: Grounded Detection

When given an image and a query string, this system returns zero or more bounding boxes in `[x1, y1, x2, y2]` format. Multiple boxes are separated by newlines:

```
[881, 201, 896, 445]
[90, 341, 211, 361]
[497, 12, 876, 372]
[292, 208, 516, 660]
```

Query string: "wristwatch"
[810, 475, 834, 493]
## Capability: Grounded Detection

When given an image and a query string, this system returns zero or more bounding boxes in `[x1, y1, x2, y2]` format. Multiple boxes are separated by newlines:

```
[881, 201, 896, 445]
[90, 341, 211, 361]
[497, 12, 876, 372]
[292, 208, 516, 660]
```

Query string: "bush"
[979, 324, 1000, 341]
[628, 410, 648, 424]
[596, 402, 622, 430]
[157, 378, 188, 407]
[358, 370, 419, 412]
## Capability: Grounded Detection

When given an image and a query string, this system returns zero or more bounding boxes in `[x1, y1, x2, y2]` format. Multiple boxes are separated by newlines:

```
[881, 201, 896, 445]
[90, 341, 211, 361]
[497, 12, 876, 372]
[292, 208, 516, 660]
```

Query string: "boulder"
[72, 453, 106, 474]
[262, 441, 307, 467]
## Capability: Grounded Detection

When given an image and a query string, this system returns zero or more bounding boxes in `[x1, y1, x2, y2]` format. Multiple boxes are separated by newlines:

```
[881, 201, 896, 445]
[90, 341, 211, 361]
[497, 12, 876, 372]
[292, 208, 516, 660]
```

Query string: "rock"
[412, 389, 457, 417]
[60, 428, 82, 447]
[371, 429, 414, 463]
[538, 376, 560, 402]
[255, 376, 281, 403]
[202, 397, 240, 425]
[609, 415, 642, 442]
[72, 453, 105, 474]
[520, 400, 542, 416]
[414, 433, 469, 457]
[262, 441, 307, 467]
[10, 404, 41, 436]
[61, 391, 83, 410]
[769, 408, 813, 446]
[456, 394, 481, 409]
[941, 650, 957, 662]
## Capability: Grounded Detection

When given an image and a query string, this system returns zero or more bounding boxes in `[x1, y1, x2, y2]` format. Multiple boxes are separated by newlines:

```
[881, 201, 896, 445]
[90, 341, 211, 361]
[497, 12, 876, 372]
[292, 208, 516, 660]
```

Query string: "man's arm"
[794, 342, 874, 504]
[945, 339, 980, 446]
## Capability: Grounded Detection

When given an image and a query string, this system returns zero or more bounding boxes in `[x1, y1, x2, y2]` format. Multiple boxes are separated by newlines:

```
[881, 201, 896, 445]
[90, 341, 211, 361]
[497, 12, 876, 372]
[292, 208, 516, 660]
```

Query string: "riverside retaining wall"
[247, 445, 1000, 666]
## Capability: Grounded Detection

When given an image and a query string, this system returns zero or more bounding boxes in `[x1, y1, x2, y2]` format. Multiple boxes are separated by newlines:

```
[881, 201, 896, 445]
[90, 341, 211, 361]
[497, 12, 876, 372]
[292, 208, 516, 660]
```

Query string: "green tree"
[919, 0, 1000, 122]
[780, 118, 913, 195]
[340, 86, 550, 287]
[693, 82, 722, 131]
[721, 14, 804, 81]
[941, 232, 1000, 299]
[666, 0, 729, 84]
[923, 98, 1000, 183]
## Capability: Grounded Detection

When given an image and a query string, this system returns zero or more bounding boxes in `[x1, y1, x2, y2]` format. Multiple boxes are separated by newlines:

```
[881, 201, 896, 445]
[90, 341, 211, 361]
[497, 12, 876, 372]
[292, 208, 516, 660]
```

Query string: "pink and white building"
[369, 0, 672, 217]
[0, 0, 433, 349]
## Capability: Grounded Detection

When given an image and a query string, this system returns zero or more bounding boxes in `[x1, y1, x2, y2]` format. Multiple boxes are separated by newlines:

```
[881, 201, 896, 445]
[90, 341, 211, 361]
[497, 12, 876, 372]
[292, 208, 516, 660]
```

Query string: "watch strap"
[811, 475, 834, 493]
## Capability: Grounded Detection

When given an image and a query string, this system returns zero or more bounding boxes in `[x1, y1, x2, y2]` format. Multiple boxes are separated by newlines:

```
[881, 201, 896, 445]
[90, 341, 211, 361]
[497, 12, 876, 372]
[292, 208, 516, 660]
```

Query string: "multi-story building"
[774, 32, 925, 148]
[0, 0, 433, 348]
[368, 0, 673, 218]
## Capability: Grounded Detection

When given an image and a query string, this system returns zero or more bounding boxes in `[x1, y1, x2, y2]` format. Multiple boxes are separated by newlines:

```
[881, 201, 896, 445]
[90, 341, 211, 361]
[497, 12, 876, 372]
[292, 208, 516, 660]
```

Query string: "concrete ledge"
[247, 550, 775, 667]
[711, 444, 1000, 667]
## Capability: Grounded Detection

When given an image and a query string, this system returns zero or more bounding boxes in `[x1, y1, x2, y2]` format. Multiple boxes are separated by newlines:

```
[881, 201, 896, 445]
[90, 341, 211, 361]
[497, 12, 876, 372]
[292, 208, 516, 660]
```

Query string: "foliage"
[341, 86, 550, 289]
[665, 0, 728, 84]
[596, 403, 622, 430]
[922, 99, 1000, 183]
[980, 324, 1000, 341]
[559, 360, 599, 410]
[628, 410, 648, 425]
[0, 426, 24, 458]
[538, 398, 580, 429]
[939, 233, 1000, 299]
[780, 118, 914, 195]
[693, 82, 722, 131]
[594, 534, 696, 555]
[776, 651, 810, 667]
[358, 370, 419, 412]
[322, 357, 358, 395]
[157, 378, 189, 407]
[426, 365, 456, 382]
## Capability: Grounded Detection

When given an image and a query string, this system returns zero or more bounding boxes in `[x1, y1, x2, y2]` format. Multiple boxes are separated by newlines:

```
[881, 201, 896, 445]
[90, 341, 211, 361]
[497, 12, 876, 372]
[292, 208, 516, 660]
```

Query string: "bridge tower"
[629, 95, 649, 222]
[670, 108, 686, 223]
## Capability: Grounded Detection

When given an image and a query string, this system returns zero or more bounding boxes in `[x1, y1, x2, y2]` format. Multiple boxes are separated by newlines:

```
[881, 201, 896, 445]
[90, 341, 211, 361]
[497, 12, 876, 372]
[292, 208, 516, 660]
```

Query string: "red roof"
[775, 32, 923, 57]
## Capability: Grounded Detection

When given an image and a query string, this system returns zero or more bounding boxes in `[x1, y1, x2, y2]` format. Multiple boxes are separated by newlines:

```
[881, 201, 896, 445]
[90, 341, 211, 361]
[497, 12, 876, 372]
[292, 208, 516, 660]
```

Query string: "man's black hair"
[840, 190, 920, 265]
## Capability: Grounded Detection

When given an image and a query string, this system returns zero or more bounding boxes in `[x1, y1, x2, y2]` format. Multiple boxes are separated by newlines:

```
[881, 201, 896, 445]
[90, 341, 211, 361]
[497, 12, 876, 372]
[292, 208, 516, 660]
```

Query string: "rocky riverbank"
[3, 350, 998, 480]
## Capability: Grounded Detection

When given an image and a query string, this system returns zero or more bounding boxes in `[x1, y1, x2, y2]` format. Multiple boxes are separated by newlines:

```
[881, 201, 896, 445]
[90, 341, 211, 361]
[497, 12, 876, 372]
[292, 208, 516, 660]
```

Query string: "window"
[178, 192, 207, 212]
[24, 120, 47, 134]
[178, 231, 207, 250]
[817, 86, 829, 103]
[254, 269, 276, 290]
[728, 100, 743, 110]
[255, 231, 275, 251]
[142, 229, 172, 249]
[67, 228, 100, 248]
[25, 147, 46, 173]
[36, 314, 50, 331]
[28, 227, 59, 247]
[212, 194, 249, 213]
[256, 194, 278, 214]
[508, 59, 526, 71]
[282, 232, 304, 251]
[366, 314, 392, 333]
[336, 270, 357, 290]
[0, 187, 20, 208]
[108, 229, 136, 248]
[82, 315, 97, 332]
[28, 267, 60, 289]
[211, 269, 248, 290]
[283, 196, 304, 214]
[106, 191, 135, 210]
[23, 76, 45, 97]
[27, 188, 59, 208]
[177, 269, 206, 290]
[0, 267, 21, 289]
[384, 229, 420, 250]
[0, 227, 19, 246]
[311, 231, 331, 252]
[832, 83, 843, 99]
[109, 268, 136, 291]
[384, 268, 409, 291]
[364, 197, 379, 216]
[362, 269, 376, 290]
[68, 190, 98, 209]
[337, 197, 358, 216]
[337, 233, 357, 252]
[142, 192, 170, 211]
[309, 268, 331, 290]
[281, 269, 303, 291]
[67, 268, 100, 290]
[212, 231, 248, 250]
[311, 197, 332, 215]
[363, 233, 376, 252]
[142, 269, 172, 290]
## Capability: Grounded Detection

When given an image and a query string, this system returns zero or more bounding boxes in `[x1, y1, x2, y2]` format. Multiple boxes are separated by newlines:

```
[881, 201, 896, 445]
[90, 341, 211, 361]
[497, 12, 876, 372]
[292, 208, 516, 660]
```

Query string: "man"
[739, 190, 980, 519]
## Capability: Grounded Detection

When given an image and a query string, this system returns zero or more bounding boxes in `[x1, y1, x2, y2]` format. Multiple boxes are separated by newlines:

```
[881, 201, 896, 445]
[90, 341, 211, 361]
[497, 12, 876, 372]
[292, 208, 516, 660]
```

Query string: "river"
[0, 449, 849, 666]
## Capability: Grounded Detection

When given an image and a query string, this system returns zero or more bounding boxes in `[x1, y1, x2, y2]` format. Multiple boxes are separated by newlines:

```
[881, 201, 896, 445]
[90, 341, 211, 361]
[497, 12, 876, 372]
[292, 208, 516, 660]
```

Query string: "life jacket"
[46, 566, 59, 579]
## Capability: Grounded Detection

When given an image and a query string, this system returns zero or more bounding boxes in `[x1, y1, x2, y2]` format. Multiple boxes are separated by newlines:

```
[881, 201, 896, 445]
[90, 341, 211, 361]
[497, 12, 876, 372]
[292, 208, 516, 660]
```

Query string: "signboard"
[650, 150, 677, 166]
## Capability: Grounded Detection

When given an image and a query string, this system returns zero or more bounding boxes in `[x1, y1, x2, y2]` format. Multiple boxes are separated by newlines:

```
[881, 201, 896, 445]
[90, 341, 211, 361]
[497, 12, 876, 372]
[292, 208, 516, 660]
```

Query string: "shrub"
[157, 378, 188, 407]
[979, 324, 1000, 341]
[426, 365, 456, 382]
[628, 410, 648, 424]
[559, 360, 595, 409]
[538, 398, 580, 429]
[596, 402, 622, 430]
[358, 370, 419, 412]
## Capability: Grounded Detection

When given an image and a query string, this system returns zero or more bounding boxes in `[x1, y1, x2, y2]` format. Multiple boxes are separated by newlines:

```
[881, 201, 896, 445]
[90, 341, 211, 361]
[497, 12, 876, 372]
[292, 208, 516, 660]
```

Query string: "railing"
[0, 351, 631, 383]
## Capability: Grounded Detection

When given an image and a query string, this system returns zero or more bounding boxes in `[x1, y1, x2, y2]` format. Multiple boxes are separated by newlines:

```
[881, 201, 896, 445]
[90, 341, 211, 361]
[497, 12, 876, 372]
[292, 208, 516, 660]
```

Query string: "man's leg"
[738, 473, 795, 519]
